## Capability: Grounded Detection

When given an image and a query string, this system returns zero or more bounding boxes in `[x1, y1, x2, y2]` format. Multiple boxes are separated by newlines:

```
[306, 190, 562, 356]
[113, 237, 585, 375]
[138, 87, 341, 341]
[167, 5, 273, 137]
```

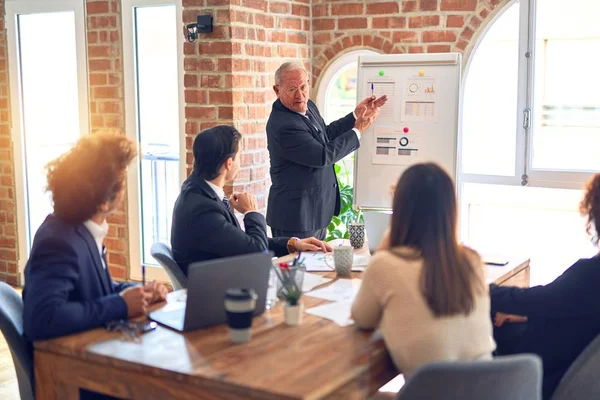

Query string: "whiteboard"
[353, 53, 462, 210]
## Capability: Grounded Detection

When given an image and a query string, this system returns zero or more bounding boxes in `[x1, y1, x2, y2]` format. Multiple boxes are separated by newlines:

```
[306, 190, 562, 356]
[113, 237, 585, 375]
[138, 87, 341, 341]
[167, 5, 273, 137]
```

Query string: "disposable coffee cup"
[224, 288, 257, 344]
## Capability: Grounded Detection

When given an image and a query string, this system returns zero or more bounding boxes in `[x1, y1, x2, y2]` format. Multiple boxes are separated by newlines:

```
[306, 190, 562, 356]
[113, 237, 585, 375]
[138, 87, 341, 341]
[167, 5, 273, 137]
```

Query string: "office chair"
[0, 282, 34, 400]
[552, 333, 600, 400]
[150, 243, 187, 290]
[396, 354, 542, 400]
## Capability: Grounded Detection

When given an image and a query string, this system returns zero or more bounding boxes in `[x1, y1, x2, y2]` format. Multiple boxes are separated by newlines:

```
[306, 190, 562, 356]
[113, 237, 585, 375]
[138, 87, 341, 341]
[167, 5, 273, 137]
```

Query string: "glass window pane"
[325, 62, 358, 125]
[531, 0, 600, 172]
[461, 2, 520, 176]
[325, 63, 358, 187]
[134, 5, 180, 265]
[460, 183, 596, 285]
[17, 11, 81, 247]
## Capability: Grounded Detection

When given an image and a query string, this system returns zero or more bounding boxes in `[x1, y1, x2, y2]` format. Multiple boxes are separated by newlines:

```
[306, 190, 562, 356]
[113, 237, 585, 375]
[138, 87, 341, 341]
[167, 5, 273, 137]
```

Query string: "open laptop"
[364, 211, 392, 254]
[149, 251, 272, 332]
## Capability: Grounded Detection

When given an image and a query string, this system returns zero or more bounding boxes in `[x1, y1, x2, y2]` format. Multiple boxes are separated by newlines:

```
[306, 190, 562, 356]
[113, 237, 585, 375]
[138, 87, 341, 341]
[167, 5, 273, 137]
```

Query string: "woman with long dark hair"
[491, 173, 600, 399]
[351, 163, 495, 377]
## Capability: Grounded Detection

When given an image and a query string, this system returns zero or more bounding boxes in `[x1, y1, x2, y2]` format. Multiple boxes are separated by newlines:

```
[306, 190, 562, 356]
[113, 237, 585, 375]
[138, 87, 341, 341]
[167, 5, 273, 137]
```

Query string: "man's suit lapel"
[76, 225, 112, 295]
[303, 107, 327, 146]
[194, 176, 240, 228]
[275, 100, 327, 146]
[307, 102, 328, 142]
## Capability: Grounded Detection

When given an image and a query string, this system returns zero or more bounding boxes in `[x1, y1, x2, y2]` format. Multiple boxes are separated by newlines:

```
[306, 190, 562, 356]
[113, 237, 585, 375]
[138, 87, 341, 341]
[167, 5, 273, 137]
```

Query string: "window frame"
[5, 0, 90, 282]
[460, 0, 597, 191]
[121, 0, 185, 283]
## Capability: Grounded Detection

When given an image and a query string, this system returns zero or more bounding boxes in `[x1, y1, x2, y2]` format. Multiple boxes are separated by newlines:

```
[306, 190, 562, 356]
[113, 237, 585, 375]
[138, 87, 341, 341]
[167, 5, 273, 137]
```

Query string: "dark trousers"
[493, 322, 564, 400]
[271, 227, 328, 241]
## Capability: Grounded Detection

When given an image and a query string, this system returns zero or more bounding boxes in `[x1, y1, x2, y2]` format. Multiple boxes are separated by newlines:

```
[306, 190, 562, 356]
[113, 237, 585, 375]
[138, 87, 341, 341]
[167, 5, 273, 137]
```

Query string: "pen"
[142, 264, 146, 286]
[371, 83, 374, 97]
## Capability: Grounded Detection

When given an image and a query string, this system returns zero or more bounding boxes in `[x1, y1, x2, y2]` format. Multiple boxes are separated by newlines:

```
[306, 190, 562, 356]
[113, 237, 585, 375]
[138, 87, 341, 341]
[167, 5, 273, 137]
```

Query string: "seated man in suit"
[23, 133, 168, 342]
[171, 125, 332, 275]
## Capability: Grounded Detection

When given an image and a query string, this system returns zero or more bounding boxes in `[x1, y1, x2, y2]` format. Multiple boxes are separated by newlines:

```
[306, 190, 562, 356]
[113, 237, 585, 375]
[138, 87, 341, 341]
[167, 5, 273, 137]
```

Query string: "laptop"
[149, 251, 273, 332]
[364, 211, 392, 254]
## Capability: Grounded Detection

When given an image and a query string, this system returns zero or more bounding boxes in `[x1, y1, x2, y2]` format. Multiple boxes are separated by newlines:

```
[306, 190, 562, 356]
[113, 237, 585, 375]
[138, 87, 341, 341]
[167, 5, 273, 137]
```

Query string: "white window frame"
[460, 0, 596, 191]
[5, 0, 90, 281]
[121, 0, 185, 283]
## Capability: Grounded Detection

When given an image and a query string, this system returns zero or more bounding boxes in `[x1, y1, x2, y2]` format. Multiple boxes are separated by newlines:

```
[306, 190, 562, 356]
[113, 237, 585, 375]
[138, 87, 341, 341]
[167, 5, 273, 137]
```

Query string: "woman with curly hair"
[491, 173, 600, 399]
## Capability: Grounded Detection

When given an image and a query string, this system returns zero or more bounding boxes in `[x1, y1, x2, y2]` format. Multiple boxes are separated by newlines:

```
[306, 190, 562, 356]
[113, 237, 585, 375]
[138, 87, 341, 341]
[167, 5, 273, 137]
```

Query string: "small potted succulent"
[273, 256, 305, 326]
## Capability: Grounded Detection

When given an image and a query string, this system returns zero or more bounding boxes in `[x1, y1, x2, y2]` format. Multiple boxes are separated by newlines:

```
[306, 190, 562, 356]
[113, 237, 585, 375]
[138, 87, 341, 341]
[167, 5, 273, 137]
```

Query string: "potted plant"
[273, 257, 305, 326]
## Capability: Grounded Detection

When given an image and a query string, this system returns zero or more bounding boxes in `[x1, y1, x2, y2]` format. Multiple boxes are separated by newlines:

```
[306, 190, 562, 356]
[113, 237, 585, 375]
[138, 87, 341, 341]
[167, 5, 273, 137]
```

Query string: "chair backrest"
[150, 242, 187, 290]
[0, 282, 34, 400]
[396, 354, 542, 400]
[552, 333, 600, 400]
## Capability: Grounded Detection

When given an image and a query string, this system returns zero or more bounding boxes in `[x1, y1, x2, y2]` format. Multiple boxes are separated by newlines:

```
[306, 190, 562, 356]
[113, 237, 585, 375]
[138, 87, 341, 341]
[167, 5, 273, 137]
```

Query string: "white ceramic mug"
[325, 245, 354, 277]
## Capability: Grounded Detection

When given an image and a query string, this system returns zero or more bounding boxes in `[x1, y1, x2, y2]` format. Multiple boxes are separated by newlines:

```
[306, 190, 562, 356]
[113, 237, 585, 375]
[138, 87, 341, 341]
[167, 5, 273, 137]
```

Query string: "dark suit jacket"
[170, 173, 289, 275]
[266, 99, 359, 232]
[491, 256, 600, 397]
[22, 214, 132, 342]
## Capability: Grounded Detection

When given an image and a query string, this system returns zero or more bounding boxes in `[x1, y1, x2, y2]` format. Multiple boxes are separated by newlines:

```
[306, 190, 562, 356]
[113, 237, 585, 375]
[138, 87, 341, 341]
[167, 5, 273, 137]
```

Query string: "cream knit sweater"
[351, 247, 496, 377]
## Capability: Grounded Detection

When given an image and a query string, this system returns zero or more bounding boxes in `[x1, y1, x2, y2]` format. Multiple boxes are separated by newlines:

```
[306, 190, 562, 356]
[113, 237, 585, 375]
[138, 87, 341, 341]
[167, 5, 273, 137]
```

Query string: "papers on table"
[305, 299, 354, 327]
[305, 278, 362, 302]
[302, 273, 332, 292]
[300, 252, 371, 272]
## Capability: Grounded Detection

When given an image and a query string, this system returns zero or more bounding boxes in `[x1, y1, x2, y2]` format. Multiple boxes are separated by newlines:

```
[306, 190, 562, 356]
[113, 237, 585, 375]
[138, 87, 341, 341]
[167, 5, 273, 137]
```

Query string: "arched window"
[460, 0, 599, 285]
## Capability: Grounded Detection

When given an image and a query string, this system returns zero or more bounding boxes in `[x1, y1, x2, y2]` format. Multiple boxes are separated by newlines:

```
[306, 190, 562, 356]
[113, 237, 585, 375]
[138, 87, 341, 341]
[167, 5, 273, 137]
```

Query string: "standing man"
[266, 61, 387, 240]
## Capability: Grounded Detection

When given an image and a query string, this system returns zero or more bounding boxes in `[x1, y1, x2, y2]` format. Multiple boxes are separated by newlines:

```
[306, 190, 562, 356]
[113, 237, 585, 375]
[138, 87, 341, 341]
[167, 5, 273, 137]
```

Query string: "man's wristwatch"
[286, 237, 299, 253]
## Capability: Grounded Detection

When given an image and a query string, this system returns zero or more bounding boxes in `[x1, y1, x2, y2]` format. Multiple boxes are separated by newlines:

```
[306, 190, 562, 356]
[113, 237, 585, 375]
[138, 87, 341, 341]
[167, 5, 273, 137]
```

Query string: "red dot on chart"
[403, 127, 409, 133]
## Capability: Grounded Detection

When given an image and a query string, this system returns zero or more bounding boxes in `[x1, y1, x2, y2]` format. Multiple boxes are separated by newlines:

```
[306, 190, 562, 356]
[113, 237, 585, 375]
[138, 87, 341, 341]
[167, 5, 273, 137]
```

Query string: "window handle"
[523, 108, 531, 129]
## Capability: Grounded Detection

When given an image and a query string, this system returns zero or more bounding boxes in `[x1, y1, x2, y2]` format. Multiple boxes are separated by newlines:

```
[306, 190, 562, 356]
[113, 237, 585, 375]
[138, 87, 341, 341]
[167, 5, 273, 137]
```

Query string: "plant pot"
[284, 303, 303, 326]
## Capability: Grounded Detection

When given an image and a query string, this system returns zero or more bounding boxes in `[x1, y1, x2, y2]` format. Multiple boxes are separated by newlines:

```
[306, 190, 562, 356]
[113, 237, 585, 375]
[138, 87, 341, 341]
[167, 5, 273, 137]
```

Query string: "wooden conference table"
[35, 247, 530, 400]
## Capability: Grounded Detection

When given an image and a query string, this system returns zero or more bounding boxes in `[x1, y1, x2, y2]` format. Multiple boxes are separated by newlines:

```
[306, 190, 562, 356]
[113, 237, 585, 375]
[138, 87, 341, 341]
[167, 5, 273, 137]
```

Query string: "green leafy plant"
[327, 156, 364, 241]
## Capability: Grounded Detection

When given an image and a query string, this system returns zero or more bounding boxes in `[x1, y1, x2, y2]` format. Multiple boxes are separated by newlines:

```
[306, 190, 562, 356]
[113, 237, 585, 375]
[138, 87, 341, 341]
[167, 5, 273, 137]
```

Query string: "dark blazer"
[266, 99, 359, 232]
[170, 173, 289, 275]
[491, 256, 600, 398]
[22, 214, 132, 342]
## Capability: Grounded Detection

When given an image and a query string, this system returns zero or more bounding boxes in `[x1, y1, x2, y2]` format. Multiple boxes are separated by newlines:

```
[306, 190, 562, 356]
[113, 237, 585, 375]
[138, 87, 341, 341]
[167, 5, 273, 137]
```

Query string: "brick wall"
[0, 0, 19, 286]
[86, 0, 129, 280]
[312, 0, 508, 89]
[182, 0, 310, 209]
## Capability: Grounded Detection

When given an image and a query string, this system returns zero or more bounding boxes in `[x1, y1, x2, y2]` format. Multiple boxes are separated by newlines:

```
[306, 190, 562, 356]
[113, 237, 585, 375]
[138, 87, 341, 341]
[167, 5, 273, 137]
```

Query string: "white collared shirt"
[205, 180, 225, 202]
[83, 219, 109, 269]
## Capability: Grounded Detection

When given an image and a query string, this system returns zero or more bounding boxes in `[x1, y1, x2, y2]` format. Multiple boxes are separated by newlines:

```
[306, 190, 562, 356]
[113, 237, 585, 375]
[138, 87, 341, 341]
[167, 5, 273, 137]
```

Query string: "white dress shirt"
[83, 219, 109, 269]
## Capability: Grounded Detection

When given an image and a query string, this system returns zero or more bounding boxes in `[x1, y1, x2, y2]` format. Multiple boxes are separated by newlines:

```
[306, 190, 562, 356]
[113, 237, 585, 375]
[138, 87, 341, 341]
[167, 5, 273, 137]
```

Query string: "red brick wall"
[182, 0, 310, 210]
[86, 0, 129, 280]
[312, 0, 508, 89]
[0, 0, 19, 286]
